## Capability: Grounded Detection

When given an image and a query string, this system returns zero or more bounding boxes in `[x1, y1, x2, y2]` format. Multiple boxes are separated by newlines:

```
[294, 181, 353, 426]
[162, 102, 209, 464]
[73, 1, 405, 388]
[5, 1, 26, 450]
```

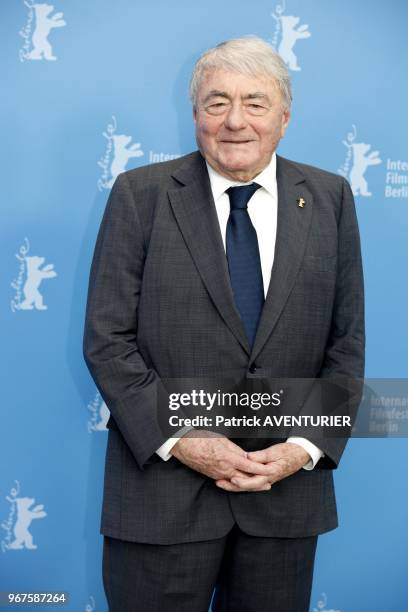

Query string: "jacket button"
[249, 364, 257, 374]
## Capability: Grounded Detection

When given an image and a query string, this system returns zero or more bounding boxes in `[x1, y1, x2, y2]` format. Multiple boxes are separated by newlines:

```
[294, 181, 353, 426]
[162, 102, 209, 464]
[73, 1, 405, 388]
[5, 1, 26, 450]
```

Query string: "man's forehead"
[198, 68, 278, 97]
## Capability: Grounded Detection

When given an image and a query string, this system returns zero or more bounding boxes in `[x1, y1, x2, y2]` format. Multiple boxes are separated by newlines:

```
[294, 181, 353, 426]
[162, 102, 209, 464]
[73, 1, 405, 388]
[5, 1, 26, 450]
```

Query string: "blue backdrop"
[1, 1, 407, 610]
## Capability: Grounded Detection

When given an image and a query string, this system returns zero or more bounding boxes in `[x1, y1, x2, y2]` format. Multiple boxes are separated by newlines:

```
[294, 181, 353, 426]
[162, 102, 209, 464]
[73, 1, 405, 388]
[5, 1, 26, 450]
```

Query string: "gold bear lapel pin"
[297, 197, 306, 208]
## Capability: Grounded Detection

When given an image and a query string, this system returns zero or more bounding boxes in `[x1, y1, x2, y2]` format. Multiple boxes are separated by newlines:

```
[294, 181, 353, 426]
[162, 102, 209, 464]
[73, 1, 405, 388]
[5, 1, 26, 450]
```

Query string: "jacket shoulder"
[119, 151, 200, 188]
[106, 152, 202, 245]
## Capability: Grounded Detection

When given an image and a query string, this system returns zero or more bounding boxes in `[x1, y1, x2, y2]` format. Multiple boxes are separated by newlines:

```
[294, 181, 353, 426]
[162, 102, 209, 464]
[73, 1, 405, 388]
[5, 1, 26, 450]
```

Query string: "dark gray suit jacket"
[83, 151, 365, 544]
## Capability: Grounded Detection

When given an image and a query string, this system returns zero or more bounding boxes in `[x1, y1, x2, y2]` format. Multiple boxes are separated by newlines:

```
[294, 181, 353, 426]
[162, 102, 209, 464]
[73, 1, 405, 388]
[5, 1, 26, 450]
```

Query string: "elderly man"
[84, 36, 364, 612]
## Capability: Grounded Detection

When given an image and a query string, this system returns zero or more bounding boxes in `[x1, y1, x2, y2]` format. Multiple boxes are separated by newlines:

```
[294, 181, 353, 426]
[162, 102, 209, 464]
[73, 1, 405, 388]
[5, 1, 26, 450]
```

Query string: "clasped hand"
[170, 431, 311, 492]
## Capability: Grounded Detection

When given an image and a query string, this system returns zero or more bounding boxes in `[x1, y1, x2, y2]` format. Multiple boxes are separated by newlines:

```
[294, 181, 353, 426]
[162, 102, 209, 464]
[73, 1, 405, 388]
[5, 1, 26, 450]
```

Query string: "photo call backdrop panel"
[1, 1, 407, 610]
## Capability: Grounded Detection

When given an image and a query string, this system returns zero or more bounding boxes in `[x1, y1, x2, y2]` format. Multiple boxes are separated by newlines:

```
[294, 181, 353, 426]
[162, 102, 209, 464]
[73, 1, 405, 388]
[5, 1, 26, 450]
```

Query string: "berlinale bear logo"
[7, 497, 47, 550]
[338, 125, 382, 197]
[271, 1, 311, 71]
[20, 1, 66, 62]
[1, 481, 47, 552]
[11, 239, 57, 312]
[20, 256, 57, 310]
[97, 116, 144, 191]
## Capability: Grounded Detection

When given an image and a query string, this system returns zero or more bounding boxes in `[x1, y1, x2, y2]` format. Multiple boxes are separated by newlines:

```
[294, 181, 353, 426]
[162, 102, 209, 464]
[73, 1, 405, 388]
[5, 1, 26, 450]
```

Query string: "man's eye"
[246, 103, 269, 115]
[206, 102, 229, 115]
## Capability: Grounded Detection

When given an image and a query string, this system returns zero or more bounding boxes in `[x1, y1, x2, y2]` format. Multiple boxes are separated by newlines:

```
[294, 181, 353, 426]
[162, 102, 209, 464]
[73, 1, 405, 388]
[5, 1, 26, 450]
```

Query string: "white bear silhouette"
[313, 591, 340, 612]
[27, 3, 66, 61]
[107, 135, 144, 188]
[20, 255, 57, 310]
[349, 142, 382, 196]
[94, 400, 110, 431]
[8, 497, 47, 550]
[278, 15, 311, 71]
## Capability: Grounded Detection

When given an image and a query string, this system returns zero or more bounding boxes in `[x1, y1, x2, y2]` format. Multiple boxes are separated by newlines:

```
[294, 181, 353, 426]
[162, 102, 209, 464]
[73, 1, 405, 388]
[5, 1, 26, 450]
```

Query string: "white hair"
[189, 36, 292, 110]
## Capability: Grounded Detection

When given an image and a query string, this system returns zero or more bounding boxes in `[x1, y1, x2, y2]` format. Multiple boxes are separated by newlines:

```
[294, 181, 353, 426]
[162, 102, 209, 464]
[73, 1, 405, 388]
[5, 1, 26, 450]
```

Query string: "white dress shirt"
[156, 153, 324, 470]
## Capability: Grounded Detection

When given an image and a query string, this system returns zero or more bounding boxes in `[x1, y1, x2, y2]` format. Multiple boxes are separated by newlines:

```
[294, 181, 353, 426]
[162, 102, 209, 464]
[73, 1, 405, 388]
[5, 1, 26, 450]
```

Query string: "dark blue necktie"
[226, 183, 264, 348]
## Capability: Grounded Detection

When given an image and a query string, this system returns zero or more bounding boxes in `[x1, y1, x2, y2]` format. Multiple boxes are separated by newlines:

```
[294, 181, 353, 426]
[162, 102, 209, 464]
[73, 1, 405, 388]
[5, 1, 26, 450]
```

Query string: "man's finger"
[215, 478, 271, 493]
[215, 479, 244, 492]
[230, 454, 271, 475]
[233, 468, 256, 477]
[247, 449, 271, 463]
[230, 475, 271, 491]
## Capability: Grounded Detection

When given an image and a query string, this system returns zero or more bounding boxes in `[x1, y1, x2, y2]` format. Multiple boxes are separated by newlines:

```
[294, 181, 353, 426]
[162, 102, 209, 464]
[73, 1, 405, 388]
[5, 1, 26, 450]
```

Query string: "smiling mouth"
[221, 140, 255, 144]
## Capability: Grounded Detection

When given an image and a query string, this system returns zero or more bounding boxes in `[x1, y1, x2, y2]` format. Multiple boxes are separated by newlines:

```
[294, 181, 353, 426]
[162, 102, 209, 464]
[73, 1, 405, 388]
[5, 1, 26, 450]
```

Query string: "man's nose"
[223, 103, 247, 130]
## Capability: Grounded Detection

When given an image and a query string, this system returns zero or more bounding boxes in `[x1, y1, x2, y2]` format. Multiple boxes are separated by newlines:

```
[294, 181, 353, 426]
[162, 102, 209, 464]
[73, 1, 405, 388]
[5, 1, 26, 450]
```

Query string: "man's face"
[194, 68, 290, 181]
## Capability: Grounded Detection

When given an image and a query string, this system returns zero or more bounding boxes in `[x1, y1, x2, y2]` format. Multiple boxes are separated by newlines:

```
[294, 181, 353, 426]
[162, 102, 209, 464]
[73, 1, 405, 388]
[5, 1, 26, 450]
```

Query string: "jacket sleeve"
[288, 177, 365, 469]
[83, 172, 169, 469]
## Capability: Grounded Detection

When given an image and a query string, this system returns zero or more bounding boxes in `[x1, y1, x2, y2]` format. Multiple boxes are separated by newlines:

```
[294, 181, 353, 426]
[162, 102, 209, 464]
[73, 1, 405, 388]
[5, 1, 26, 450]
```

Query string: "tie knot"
[226, 183, 261, 211]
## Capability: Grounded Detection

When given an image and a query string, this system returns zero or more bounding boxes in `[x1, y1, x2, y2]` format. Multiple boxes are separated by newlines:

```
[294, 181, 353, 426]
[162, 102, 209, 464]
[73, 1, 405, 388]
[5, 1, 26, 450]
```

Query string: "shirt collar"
[206, 152, 277, 201]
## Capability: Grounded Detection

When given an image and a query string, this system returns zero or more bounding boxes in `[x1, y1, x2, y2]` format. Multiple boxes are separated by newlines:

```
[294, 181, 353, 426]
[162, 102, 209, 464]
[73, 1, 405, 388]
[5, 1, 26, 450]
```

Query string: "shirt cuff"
[286, 437, 325, 470]
[155, 426, 195, 461]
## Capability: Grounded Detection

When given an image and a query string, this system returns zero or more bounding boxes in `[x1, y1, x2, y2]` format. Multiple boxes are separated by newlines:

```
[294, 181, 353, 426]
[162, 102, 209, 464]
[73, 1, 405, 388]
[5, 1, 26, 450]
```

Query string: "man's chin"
[216, 158, 260, 180]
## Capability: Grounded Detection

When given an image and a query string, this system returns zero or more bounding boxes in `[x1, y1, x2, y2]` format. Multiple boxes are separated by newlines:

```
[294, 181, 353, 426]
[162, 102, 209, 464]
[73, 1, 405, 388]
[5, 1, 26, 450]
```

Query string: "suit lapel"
[251, 155, 313, 361]
[168, 152, 251, 355]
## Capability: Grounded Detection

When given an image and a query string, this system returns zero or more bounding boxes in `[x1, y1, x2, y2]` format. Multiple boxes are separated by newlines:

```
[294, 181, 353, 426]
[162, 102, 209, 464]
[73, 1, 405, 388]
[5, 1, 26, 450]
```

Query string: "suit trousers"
[102, 525, 318, 612]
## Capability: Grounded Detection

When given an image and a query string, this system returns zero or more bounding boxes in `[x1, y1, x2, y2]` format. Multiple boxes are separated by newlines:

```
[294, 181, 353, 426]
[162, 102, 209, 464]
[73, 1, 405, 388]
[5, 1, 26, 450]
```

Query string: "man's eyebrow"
[244, 92, 271, 103]
[203, 90, 272, 103]
[203, 90, 230, 103]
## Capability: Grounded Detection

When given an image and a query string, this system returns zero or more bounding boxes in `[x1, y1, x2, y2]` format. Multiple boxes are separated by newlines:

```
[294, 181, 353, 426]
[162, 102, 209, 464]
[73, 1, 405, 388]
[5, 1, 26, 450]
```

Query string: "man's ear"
[280, 109, 291, 137]
[193, 105, 197, 124]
